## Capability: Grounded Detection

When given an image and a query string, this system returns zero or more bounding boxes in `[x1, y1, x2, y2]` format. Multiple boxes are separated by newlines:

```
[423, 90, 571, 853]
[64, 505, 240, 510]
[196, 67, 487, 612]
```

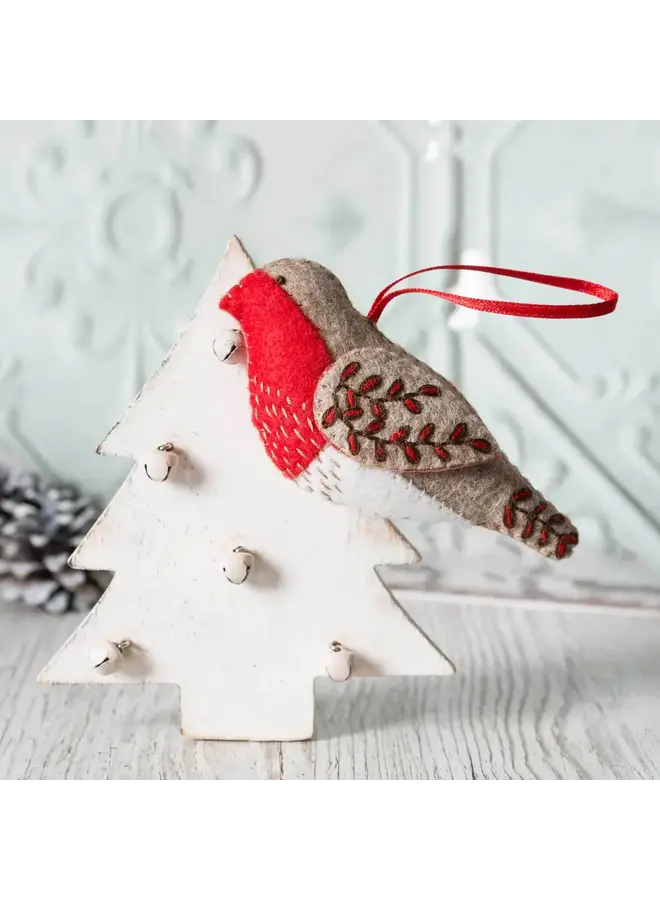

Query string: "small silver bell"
[142, 444, 176, 482]
[91, 639, 132, 676]
[213, 330, 244, 363]
[325, 641, 352, 682]
[223, 546, 254, 585]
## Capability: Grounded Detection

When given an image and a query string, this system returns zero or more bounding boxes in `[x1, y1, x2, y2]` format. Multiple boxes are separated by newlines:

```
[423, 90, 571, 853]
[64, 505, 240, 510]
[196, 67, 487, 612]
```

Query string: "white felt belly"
[295, 446, 461, 524]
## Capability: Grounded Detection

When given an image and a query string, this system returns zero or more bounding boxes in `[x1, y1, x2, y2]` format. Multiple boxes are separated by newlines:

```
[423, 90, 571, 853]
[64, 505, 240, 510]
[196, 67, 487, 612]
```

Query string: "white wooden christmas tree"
[39, 237, 454, 741]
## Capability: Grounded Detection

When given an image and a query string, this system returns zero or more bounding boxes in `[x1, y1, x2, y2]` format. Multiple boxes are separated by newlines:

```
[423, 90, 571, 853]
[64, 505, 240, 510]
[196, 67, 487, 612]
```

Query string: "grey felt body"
[261, 258, 578, 559]
[409, 460, 569, 559]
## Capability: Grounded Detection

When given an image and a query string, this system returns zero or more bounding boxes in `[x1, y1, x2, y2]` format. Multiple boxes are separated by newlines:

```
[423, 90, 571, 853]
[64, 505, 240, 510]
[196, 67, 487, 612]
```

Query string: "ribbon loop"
[367, 265, 618, 324]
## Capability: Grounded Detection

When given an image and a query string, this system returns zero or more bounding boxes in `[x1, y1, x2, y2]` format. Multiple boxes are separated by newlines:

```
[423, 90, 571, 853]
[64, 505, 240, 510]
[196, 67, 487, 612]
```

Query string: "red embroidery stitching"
[320, 364, 492, 467]
[343, 407, 363, 420]
[387, 379, 404, 398]
[390, 427, 410, 443]
[360, 375, 381, 393]
[503, 487, 578, 558]
[341, 362, 360, 381]
[322, 407, 337, 427]
[404, 443, 420, 463]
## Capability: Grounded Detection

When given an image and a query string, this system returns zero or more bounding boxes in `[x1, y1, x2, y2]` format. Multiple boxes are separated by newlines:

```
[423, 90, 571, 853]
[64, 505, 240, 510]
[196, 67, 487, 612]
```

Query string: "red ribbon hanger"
[367, 264, 618, 324]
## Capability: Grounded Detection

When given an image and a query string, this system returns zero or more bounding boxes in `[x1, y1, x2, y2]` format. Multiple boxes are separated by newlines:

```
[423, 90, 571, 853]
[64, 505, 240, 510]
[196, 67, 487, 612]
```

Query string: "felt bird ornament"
[220, 260, 617, 561]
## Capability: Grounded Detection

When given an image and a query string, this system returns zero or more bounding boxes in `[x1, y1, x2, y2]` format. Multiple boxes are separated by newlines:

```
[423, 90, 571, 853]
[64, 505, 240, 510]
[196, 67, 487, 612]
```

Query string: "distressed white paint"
[38, 238, 454, 741]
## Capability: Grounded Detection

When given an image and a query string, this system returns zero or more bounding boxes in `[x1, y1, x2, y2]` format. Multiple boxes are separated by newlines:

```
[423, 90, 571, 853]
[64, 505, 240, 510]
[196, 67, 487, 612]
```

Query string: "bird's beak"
[219, 270, 271, 321]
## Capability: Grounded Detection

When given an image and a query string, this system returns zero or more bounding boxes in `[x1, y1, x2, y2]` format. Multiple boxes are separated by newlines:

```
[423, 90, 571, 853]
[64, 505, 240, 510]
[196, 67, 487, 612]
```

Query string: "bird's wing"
[314, 347, 498, 473]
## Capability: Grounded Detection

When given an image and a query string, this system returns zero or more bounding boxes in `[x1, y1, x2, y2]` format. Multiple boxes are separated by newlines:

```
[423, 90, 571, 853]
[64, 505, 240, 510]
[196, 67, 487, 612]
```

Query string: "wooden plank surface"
[2, 598, 660, 779]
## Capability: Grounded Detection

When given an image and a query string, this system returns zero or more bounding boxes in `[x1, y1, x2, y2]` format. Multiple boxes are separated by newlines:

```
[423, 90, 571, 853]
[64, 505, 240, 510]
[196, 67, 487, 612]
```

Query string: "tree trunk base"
[178, 679, 315, 741]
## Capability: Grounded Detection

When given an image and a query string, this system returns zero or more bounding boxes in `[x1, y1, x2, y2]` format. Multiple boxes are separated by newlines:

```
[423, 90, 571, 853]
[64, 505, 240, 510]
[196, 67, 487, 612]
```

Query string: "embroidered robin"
[219, 259, 617, 560]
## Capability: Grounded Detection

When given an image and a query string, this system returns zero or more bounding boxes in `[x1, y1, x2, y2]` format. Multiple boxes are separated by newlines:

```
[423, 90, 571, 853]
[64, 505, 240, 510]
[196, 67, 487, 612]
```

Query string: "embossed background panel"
[1, 120, 658, 604]
[0, 121, 453, 495]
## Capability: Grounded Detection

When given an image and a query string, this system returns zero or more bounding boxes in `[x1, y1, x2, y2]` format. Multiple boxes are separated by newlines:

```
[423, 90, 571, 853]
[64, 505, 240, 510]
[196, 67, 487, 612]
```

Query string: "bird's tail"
[414, 455, 579, 560]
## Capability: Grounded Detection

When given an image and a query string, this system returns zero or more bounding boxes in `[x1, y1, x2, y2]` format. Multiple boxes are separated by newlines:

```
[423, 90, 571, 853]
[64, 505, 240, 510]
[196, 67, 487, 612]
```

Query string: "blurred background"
[1, 120, 659, 611]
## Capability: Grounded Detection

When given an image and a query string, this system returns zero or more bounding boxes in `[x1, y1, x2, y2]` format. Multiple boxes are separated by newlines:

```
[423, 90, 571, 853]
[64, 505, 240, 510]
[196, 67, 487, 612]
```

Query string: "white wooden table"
[2, 596, 660, 779]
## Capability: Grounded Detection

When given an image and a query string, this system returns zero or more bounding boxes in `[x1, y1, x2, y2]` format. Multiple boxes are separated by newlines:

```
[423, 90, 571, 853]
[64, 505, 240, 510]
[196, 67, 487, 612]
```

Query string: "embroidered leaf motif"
[359, 375, 381, 394]
[562, 532, 579, 545]
[512, 488, 532, 502]
[341, 362, 360, 382]
[547, 513, 565, 525]
[538, 529, 549, 547]
[389, 427, 410, 443]
[522, 520, 535, 540]
[418, 423, 435, 442]
[434, 445, 451, 460]
[321, 406, 338, 428]
[346, 388, 356, 408]
[470, 439, 491, 453]
[418, 384, 441, 396]
[374, 439, 386, 462]
[403, 443, 420, 464]
[503, 505, 515, 529]
[556, 541, 567, 559]
[364, 419, 385, 434]
[347, 433, 360, 455]
[450, 423, 466, 442]
[403, 396, 422, 413]
[532, 503, 546, 517]
[343, 408, 363, 421]
[370, 400, 385, 419]
[387, 379, 404, 398]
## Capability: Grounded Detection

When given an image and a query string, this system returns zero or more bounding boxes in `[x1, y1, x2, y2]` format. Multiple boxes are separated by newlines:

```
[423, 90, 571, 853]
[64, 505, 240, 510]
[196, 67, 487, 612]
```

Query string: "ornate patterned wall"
[1, 121, 658, 602]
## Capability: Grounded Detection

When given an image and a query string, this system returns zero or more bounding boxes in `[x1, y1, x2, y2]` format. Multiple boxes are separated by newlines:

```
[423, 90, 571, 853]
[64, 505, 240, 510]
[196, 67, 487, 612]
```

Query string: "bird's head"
[261, 258, 354, 316]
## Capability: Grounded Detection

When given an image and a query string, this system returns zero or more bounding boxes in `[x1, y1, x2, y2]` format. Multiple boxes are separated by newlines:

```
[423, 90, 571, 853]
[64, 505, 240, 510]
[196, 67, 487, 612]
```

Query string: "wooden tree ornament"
[38, 237, 454, 741]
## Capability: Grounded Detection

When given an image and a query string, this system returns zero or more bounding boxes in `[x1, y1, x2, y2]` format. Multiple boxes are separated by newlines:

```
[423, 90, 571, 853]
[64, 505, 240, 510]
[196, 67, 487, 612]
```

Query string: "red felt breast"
[220, 270, 332, 478]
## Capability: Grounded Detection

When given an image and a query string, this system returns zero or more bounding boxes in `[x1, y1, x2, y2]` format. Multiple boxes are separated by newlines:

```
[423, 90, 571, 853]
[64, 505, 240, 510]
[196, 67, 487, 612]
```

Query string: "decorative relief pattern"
[0, 120, 435, 500]
[0, 122, 261, 494]
[0, 358, 52, 475]
[15, 121, 259, 353]
[452, 120, 660, 575]
[1, 120, 658, 594]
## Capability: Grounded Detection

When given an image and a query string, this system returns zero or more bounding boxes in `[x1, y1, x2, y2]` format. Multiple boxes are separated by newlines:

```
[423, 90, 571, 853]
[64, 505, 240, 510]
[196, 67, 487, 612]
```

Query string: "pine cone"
[0, 465, 110, 614]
